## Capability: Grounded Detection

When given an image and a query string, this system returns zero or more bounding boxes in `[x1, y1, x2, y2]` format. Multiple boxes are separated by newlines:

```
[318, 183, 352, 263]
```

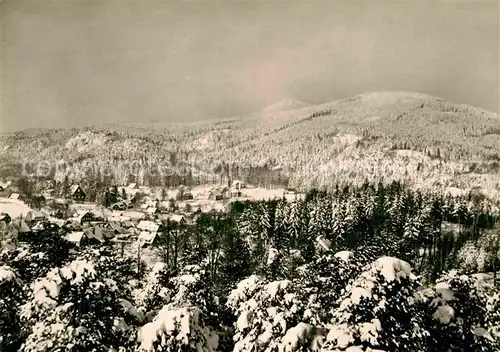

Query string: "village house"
[64, 231, 85, 246]
[137, 220, 162, 233]
[107, 221, 128, 235]
[70, 185, 86, 202]
[127, 183, 139, 190]
[122, 211, 145, 221]
[167, 214, 186, 225]
[209, 186, 229, 201]
[25, 210, 49, 224]
[138, 231, 158, 247]
[75, 211, 103, 226]
[121, 219, 133, 229]
[123, 199, 133, 208]
[230, 188, 242, 198]
[0, 180, 12, 191]
[9, 193, 22, 200]
[136, 219, 164, 247]
[110, 201, 128, 211]
[51, 209, 65, 219]
[0, 181, 12, 193]
[232, 180, 246, 190]
[12, 219, 32, 241]
[0, 213, 11, 224]
[83, 227, 106, 244]
[208, 189, 223, 201]
[176, 186, 194, 201]
[31, 221, 59, 232]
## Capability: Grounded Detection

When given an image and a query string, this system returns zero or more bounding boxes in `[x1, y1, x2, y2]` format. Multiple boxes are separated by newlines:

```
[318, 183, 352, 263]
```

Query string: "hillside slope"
[1, 91, 499, 199]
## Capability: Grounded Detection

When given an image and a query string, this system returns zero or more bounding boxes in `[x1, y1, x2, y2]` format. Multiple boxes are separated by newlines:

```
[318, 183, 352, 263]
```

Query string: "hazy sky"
[1, 0, 498, 132]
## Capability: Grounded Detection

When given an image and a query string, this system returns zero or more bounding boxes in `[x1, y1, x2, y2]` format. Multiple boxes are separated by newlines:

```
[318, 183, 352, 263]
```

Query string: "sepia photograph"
[0, 0, 499, 351]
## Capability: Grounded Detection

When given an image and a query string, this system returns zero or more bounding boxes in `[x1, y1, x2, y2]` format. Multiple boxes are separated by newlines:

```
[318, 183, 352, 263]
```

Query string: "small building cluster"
[0, 180, 252, 250]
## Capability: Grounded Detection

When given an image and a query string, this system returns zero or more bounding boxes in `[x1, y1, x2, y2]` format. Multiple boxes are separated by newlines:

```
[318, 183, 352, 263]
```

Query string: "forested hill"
[1, 91, 499, 199]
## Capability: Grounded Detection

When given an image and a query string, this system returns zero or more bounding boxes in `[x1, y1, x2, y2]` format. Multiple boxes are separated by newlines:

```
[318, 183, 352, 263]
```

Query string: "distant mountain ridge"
[1, 91, 499, 200]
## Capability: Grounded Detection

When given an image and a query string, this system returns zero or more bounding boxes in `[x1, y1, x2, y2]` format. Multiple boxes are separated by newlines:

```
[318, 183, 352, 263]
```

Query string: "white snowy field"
[0, 197, 31, 218]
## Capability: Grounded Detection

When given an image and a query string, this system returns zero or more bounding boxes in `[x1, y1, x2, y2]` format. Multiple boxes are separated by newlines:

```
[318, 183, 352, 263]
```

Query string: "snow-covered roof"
[334, 251, 354, 262]
[83, 227, 105, 243]
[74, 209, 89, 217]
[122, 211, 145, 220]
[137, 220, 160, 232]
[9, 193, 21, 199]
[13, 219, 31, 233]
[145, 207, 159, 214]
[70, 185, 82, 194]
[54, 198, 68, 204]
[212, 203, 224, 211]
[122, 220, 133, 228]
[127, 183, 138, 189]
[108, 221, 127, 234]
[0, 180, 12, 189]
[138, 231, 156, 245]
[27, 211, 48, 221]
[64, 231, 85, 244]
[169, 214, 185, 223]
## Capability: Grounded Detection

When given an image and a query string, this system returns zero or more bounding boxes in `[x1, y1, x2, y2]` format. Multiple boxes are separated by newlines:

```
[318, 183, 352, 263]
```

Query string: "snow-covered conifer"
[322, 257, 429, 351]
[20, 259, 132, 352]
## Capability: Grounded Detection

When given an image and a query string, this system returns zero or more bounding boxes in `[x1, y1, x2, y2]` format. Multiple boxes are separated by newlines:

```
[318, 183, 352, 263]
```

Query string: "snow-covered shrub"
[456, 232, 499, 274]
[136, 265, 221, 351]
[76, 246, 138, 297]
[420, 270, 500, 351]
[227, 275, 320, 351]
[138, 306, 219, 352]
[0, 265, 24, 351]
[20, 259, 133, 352]
[133, 262, 175, 315]
[1, 234, 72, 285]
[265, 247, 305, 281]
[322, 257, 429, 351]
[297, 251, 360, 326]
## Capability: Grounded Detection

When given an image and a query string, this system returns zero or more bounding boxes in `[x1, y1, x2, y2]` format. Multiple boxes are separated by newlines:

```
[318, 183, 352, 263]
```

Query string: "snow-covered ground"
[0, 197, 32, 218]
[157, 184, 304, 213]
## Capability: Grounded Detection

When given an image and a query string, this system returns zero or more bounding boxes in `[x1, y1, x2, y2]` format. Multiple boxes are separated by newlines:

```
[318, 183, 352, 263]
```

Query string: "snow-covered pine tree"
[227, 275, 315, 352]
[274, 199, 290, 251]
[217, 228, 252, 297]
[286, 201, 302, 250]
[20, 259, 133, 352]
[297, 251, 360, 327]
[137, 264, 221, 352]
[321, 257, 429, 351]
[420, 270, 500, 351]
[0, 265, 24, 351]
